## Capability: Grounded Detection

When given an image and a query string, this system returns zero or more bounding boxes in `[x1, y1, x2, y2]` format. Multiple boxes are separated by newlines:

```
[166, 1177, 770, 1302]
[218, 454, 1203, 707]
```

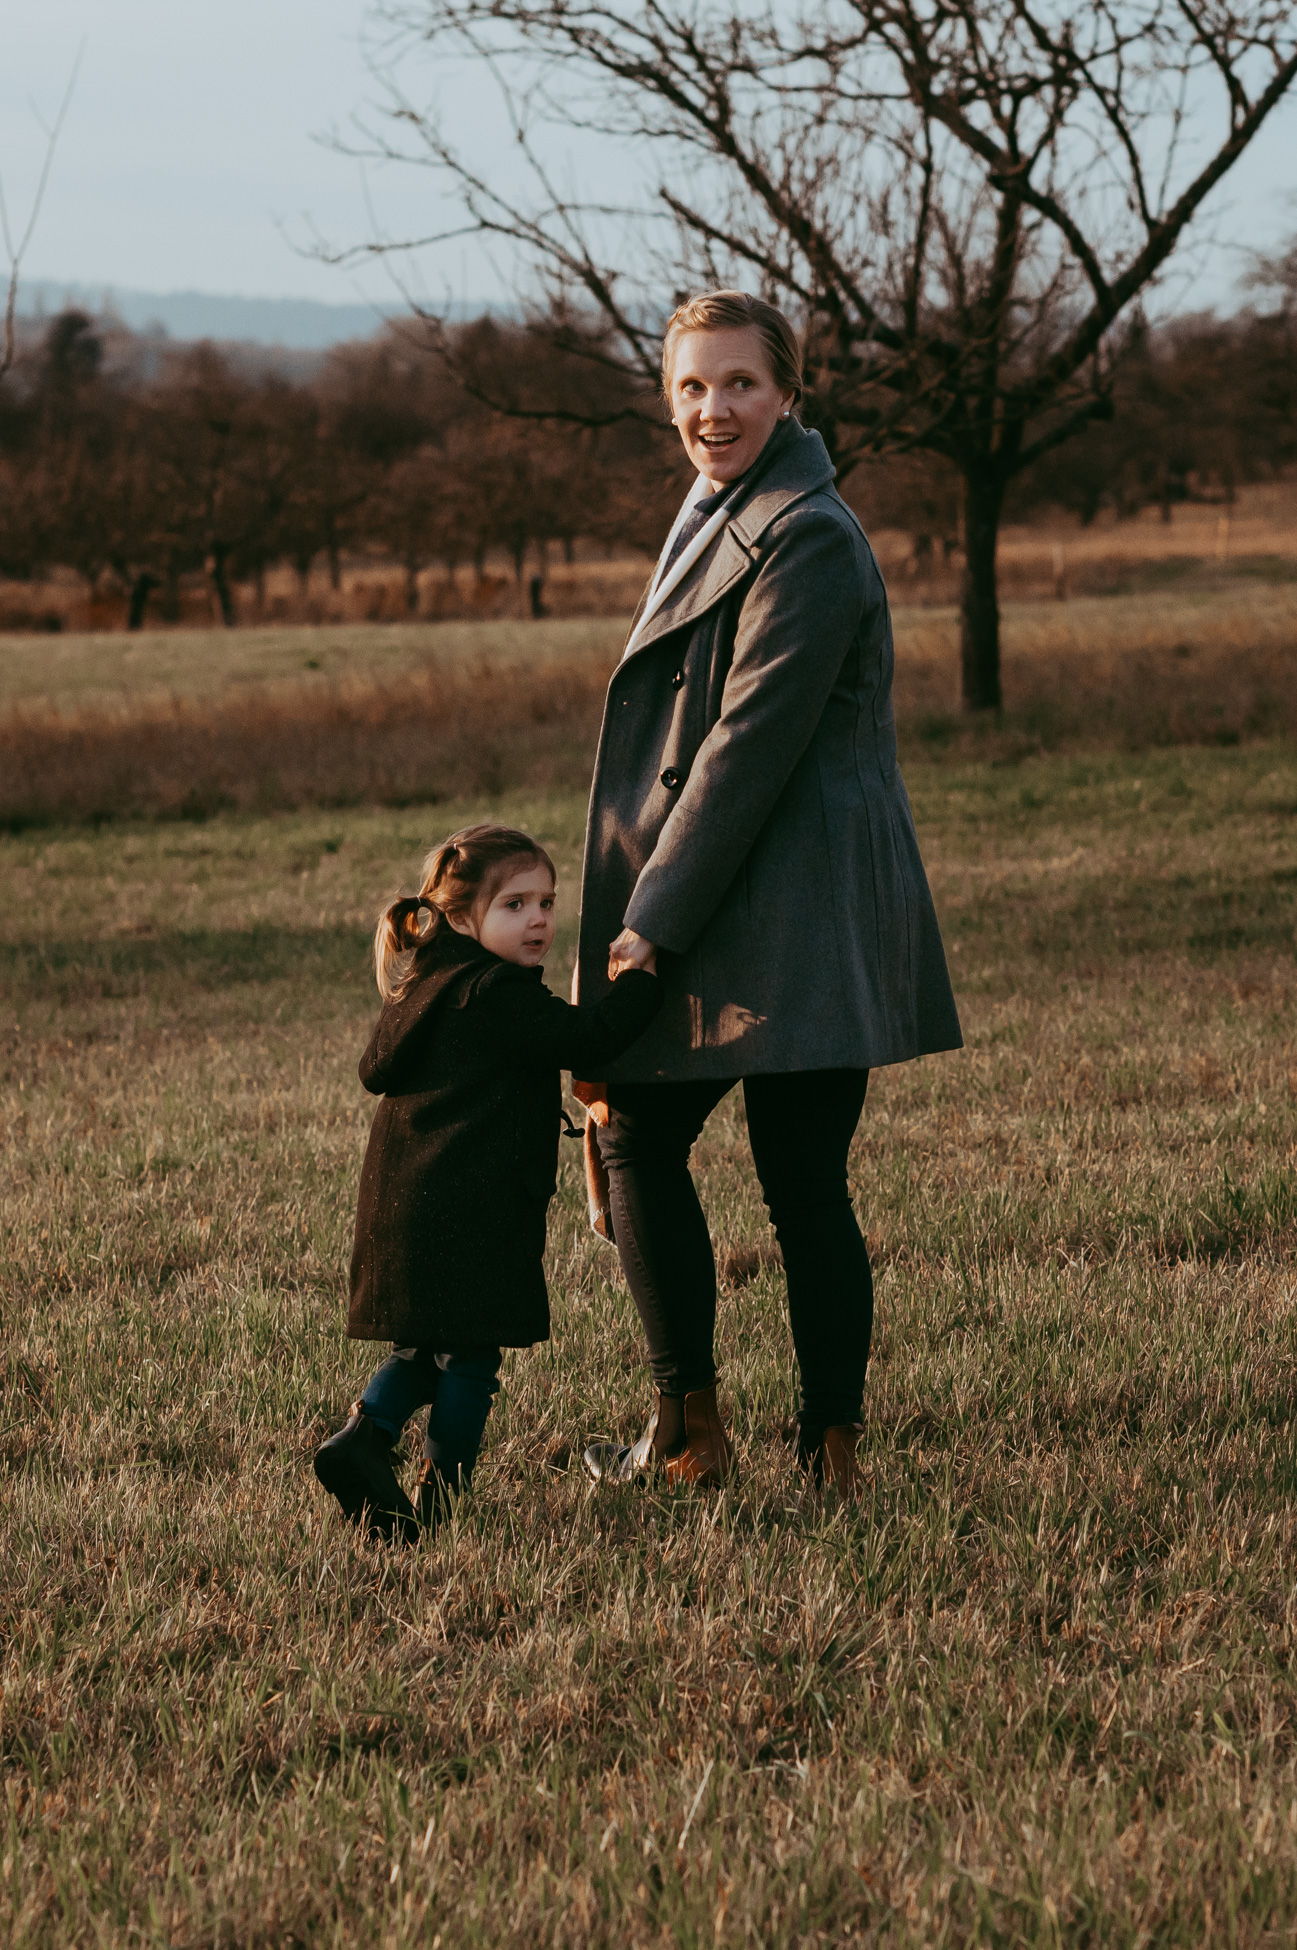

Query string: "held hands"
[607, 928, 658, 979]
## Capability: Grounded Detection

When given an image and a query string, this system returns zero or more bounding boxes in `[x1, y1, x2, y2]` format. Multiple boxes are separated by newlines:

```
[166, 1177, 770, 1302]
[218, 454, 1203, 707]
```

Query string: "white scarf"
[622, 477, 734, 661]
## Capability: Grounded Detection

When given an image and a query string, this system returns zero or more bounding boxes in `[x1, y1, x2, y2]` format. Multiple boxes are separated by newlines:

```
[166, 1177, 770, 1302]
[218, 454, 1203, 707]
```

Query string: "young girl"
[314, 823, 661, 1543]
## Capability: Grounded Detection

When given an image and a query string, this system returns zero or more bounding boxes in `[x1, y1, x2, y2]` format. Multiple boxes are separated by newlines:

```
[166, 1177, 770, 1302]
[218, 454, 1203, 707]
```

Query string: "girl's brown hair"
[374, 823, 556, 1001]
[661, 289, 804, 404]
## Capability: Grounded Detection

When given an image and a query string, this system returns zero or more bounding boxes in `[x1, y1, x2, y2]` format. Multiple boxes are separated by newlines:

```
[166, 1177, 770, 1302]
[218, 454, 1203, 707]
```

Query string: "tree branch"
[0, 43, 83, 382]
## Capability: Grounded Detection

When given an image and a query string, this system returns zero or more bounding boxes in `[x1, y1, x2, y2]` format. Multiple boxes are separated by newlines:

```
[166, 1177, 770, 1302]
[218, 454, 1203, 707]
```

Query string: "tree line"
[851, 263, 1297, 557]
[0, 276, 1294, 631]
[0, 310, 684, 629]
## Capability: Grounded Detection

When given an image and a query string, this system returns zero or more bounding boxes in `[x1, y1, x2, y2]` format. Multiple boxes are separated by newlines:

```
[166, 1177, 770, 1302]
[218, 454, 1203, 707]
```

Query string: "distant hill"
[16, 282, 421, 349]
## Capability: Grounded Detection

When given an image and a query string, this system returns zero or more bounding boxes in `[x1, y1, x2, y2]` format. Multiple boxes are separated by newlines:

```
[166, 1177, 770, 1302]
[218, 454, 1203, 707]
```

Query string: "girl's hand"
[608, 929, 657, 979]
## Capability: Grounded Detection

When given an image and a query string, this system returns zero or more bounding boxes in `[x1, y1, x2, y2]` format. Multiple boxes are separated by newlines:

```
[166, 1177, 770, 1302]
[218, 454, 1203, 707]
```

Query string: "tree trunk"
[959, 468, 1004, 711]
[127, 571, 160, 631]
[209, 546, 237, 628]
[405, 555, 421, 614]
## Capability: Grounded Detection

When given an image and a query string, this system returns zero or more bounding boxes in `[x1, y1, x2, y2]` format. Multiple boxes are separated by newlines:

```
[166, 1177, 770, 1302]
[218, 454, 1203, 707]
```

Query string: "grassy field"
[1, 584, 1295, 715]
[0, 617, 630, 714]
[2, 585, 1296, 828]
[3, 746, 1296, 1944]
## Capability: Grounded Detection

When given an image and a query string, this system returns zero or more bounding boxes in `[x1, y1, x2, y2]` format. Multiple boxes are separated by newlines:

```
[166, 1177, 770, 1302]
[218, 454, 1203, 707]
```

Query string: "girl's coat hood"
[360, 927, 512, 1095]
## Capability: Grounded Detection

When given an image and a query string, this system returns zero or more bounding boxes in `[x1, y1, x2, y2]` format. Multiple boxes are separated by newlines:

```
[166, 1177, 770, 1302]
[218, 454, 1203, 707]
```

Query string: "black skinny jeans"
[597, 1070, 873, 1439]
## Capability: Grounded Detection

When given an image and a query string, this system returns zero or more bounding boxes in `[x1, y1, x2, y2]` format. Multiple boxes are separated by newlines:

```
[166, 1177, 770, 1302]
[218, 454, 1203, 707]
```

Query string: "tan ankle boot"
[817, 1423, 863, 1499]
[664, 1386, 733, 1488]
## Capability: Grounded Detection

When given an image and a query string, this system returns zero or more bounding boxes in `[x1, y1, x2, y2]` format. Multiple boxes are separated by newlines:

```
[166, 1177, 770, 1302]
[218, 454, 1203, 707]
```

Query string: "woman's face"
[667, 326, 796, 489]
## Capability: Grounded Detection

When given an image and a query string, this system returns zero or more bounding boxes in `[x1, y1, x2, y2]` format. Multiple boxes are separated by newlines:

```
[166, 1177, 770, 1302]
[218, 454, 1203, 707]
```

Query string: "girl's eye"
[541, 898, 554, 910]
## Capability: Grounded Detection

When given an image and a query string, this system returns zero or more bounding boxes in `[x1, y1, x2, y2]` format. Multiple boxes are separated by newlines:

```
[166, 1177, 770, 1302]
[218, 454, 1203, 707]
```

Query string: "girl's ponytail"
[372, 824, 556, 1002]
[374, 894, 434, 1001]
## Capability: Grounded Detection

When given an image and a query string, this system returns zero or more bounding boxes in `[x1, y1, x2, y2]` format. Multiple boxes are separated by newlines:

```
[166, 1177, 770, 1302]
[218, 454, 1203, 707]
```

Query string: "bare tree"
[0, 48, 82, 384]
[337, 1, 1297, 708]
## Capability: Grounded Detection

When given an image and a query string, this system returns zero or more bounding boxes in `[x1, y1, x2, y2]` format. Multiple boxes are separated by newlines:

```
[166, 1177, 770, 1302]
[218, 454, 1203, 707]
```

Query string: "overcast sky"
[2, 0, 1295, 313]
[0, 0, 470, 308]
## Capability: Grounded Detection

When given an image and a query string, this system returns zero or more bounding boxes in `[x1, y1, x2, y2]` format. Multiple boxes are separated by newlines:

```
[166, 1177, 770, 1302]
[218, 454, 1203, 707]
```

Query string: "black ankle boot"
[313, 1405, 418, 1544]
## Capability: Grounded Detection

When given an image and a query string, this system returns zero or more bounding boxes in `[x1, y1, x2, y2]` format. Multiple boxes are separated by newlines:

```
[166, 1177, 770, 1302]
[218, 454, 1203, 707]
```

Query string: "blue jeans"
[360, 1345, 502, 1487]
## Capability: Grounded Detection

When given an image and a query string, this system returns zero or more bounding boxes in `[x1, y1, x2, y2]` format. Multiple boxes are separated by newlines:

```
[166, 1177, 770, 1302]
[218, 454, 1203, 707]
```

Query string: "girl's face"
[667, 325, 796, 489]
[450, 862, 556, 967]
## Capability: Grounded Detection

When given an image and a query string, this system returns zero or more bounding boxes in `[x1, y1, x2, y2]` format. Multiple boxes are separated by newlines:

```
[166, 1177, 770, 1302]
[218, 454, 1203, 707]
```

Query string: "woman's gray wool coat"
[577, 416, 962, 1081]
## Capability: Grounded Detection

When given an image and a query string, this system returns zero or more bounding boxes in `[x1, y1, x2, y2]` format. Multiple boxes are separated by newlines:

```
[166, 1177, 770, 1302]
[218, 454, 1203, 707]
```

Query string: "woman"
[577, 289, 961, 1496]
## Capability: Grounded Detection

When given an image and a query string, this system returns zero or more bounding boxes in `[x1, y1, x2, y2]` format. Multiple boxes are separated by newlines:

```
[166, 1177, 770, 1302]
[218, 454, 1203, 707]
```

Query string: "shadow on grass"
[0, 924, 375, 1006]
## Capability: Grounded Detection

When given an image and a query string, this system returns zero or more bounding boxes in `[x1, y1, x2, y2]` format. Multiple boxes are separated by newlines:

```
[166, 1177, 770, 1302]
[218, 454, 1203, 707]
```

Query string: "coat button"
[660, 768, 681, 789]
[671, 669, 684, 689]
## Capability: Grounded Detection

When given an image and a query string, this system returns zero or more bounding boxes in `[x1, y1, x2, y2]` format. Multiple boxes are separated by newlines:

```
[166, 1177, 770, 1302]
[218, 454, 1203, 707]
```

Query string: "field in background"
[0, 616, 627, 714]
[0, 583, 1294, 826]
[1, 582, 1295, 717]
[2, 750, 1296, 1944]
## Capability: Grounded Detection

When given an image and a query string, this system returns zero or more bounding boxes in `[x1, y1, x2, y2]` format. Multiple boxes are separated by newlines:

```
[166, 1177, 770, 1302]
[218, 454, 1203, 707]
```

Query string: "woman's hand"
[608, 928, 658, 979]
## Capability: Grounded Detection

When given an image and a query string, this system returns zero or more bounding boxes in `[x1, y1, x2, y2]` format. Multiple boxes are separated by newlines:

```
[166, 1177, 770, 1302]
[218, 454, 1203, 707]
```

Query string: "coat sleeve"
[481, 968, 663, 1070]
[623, 506, 869, 955]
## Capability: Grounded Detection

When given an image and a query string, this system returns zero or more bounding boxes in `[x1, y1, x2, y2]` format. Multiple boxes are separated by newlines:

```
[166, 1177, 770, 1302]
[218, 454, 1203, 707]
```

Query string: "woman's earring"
[781, 410, 790, 419]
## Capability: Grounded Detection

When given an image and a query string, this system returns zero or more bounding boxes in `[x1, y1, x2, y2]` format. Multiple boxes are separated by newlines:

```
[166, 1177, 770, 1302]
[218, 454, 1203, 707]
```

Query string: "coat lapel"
[618, 423, 837, 664]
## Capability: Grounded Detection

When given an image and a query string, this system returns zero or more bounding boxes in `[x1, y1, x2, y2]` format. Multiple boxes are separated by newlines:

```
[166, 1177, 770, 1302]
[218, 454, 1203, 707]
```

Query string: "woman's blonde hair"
[661, 289, 804, 404]
[374, 823, 556, 1001]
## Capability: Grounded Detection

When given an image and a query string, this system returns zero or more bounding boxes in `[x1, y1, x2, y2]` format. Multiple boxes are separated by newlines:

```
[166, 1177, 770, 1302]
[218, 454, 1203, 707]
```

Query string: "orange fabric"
[571, 1075, 609, 1125]
[582, 1115, 614, 1241]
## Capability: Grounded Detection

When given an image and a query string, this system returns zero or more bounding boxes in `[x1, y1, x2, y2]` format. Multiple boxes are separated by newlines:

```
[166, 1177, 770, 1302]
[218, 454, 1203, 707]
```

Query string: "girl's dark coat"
[577, 417, 962, 1080]
[347, 929, 660, 1347]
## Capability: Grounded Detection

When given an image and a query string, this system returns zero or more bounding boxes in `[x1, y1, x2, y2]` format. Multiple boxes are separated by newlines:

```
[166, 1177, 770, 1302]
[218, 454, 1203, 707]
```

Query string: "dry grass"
[0, 661, 611, 826]
[0, 584, 1294, 827]
[0, 615, 627, 715]
[894, 583, 1297, 753]
[2, 748, 1296, 1944]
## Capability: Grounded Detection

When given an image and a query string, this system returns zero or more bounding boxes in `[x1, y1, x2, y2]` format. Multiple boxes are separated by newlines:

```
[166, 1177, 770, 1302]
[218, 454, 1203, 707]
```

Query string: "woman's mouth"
[700, 432, 739, 449]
